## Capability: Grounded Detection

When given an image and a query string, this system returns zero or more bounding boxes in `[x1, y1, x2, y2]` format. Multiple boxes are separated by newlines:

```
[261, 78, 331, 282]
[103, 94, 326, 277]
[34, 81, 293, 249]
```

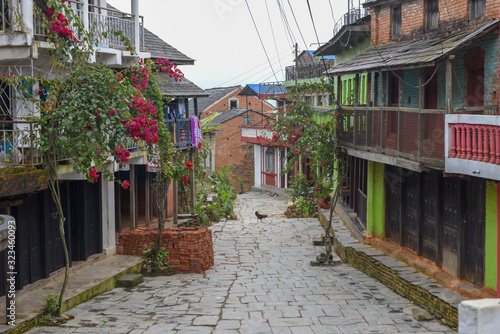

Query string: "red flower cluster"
[108, 108, 116, 116]
[157, 58, 184, 82]
[89, 167, 99, 183]
[115, 148, 130, 163]
[131, 67, 149, 92]
[180, 175, 190, 184]
[45, 6, 79, 44]
[184, 161, 193, 172]
[122, 180, 130, 189]
[124, 94, 159, 144]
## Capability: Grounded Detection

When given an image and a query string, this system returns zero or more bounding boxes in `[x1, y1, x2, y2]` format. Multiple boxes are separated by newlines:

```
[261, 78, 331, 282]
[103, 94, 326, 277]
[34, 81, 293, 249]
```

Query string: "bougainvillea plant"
[1, 0, 187, 313]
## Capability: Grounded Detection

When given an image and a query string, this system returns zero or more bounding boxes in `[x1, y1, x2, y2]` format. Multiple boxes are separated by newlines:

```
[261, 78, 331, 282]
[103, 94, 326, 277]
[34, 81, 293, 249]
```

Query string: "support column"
[129, 165, 138, 230]
[145, 171, 151, 227]
[82, 0, 89, 33]
[131, 0, 140, 51]
[189, 150, 195, 215]
[101, 176, 116, 255]
[354, 74, 359, 146]
[418, 69, 425, 159]
[397, 72, 404, 153]
[446, 55, 454, 113]
[381, 71, 387, 149]
[173, 154, 178, 225]
[19, 0, 33, 40]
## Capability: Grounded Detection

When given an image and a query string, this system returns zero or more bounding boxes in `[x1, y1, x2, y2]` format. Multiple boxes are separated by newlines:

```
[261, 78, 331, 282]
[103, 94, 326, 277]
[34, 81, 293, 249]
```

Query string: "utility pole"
[294, 43, 298, 94]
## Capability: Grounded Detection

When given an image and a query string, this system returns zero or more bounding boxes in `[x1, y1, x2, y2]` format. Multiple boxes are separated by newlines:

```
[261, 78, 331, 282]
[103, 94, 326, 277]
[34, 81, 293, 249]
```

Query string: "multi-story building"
[0, 0, 204, 296]
[318, 0, 499, 294]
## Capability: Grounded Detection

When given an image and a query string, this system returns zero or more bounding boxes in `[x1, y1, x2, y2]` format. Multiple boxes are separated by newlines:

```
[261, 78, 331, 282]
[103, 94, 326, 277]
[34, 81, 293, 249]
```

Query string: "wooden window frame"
[392, 5, 402, 38]
[426, 0, 439, 31]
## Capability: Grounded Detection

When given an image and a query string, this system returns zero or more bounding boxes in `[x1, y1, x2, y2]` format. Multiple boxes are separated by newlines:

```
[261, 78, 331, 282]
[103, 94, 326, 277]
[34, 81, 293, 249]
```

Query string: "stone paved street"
[28, 192, 455, 333]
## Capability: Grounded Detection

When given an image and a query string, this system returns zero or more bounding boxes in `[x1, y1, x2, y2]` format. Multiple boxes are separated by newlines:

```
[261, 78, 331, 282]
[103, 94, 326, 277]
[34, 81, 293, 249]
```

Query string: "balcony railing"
[285, 60, 335, 81]
[0, 120, 41, 166]
[445, 114, 500, 180]
[32, 1, 145, 52]
[332, 7, 369, 37]
[337, 106, 445, 168]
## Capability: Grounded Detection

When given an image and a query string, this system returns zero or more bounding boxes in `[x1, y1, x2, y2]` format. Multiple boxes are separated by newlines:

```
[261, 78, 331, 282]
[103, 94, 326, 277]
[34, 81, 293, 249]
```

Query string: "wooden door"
[404, 172, 419, 252]
[422, 173, 439, 264]
[463, 180, 485, 286]
[385, 165, 401, 245]
[442, 178, 461, 276]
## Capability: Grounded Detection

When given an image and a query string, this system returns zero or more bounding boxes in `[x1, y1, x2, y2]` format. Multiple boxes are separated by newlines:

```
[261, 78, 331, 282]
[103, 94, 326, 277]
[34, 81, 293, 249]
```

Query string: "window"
[242, 115, 252, 125]
[426, 0, 439, 31]
[265, 147, 275, 172]
[317, 95, 323, 106]
[229, 99, 238, 109]
[305, 96, 313, 105]
[392, 5, 402, 37]
[470, 0, 485, 20]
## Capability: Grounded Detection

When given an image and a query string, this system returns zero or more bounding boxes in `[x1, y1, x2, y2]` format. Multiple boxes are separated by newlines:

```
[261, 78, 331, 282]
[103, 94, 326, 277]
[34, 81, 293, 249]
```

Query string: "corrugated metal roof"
[156, 74, 208, 98]
[326, 20, 499, 76]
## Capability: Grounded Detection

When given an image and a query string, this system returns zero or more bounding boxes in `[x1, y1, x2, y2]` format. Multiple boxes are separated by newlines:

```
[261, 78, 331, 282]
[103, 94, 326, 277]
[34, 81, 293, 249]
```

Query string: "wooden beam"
[173, 154, 178, 226]
[446, 55, 454, 114]
[129, 165, 138, 230]
[354, 74, 359, 146]
[145, 171, 151, 227]
[418, 69, 425, 159]
[397, 71, 404, 153]
[381, 71, 387, 149]
[336, 75, 342, 108]
[189, 150, 195, 215]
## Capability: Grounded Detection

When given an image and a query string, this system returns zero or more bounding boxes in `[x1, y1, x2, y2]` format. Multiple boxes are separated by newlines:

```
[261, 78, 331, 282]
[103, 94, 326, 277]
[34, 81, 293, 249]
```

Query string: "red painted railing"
[450, 124, 500, 164]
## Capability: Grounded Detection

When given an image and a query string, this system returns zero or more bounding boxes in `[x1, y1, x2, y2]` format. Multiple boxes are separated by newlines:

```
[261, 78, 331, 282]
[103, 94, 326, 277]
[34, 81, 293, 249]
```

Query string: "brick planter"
[117, 226, 214, 274]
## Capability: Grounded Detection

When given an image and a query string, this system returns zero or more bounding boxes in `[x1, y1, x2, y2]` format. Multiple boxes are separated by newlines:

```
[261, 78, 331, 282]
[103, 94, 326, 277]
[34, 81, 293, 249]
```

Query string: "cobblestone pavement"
[28, 192, 454, 334]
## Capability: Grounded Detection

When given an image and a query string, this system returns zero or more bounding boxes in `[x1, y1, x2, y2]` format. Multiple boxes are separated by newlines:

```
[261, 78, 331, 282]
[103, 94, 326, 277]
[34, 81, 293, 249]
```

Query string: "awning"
[326, 19, 499, 76]
[156, 73, 208, 98]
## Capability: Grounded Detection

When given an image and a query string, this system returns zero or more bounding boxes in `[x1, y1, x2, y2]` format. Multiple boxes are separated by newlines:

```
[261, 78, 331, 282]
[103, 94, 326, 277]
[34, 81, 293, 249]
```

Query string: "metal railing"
[337, 106, 446, 168]
[32, 1, 145, 51]
[285, 60, 335, 81]
[0, 120, 41, 166]
[166, 118, 193, 148]
[332, 7, 369, 37]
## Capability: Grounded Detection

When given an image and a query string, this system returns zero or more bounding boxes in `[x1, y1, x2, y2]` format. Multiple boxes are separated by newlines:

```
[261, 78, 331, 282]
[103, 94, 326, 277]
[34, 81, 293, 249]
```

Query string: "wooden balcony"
[445, 114, 500, 181]
[337, 106, 445, 171]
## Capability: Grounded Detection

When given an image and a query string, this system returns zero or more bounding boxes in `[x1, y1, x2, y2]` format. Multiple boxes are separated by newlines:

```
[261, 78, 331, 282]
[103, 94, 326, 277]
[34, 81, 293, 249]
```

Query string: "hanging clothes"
[191, 116, 202, 149]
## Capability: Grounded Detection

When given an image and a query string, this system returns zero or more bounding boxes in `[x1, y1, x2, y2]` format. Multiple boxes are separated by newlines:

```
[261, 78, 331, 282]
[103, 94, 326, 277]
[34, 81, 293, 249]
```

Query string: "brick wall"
[369, 0, 499, 46]
[215, 114, 260, 192]
[202, 90, 274, 118]
[116, 226, 214, 274]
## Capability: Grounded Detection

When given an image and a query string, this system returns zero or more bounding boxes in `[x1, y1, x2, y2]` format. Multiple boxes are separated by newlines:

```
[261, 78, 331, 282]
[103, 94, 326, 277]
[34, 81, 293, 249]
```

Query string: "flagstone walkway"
[27, 192, 454, 333]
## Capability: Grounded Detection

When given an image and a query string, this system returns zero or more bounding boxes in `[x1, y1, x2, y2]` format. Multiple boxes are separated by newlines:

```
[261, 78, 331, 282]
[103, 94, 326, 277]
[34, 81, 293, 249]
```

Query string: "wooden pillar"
[115, 181, 122, 233]
[446, 55, 454, 113]
[173, 154, 178, 225]
[336, 76, 342, 108]
[145, 171, 151, 227]
[354, 74, 359, 146]
[189, 150, 195, 215]
[418, 69, 425, 159]
[381, 71, 387, 149]
[129, 165, 138, 230]
[397, 71, 404, 153]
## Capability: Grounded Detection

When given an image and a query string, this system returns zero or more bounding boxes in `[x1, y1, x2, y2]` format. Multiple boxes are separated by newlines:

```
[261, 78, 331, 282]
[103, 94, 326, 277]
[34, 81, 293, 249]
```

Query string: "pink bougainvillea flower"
[122, 180, 130, 189]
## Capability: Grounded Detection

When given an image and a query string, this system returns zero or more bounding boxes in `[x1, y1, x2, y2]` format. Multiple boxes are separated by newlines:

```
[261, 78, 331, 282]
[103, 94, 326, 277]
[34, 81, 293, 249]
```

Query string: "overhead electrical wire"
[215, 48, 291, 87]
[244, 0, 280, 83]
[265, 0, 284, 79]
[286, 0, 309, 52]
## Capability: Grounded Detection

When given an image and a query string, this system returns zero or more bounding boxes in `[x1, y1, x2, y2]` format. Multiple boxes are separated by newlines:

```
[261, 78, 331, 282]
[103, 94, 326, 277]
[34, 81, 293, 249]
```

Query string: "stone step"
[118, 274, 144, 288]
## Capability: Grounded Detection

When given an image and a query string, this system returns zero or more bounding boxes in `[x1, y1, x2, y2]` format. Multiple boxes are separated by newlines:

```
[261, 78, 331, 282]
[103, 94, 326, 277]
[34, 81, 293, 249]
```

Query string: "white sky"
[108, 0, 353, 89]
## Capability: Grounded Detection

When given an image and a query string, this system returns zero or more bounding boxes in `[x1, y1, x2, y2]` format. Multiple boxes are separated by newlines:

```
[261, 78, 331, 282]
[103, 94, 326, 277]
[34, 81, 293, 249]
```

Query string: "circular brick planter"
[117, 226, 214, 274]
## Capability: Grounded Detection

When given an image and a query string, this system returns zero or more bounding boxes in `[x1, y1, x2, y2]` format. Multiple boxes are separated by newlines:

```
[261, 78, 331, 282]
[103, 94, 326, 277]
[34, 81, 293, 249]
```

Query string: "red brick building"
[194, 86, 275, 191]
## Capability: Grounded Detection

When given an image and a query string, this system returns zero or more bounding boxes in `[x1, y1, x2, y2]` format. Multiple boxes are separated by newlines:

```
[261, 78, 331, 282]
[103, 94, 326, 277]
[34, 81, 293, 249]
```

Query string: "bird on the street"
[255, 211, 268, 222]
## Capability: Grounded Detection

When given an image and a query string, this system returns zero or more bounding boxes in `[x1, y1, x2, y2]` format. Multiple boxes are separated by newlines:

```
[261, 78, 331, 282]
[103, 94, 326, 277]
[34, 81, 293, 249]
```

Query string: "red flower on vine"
[122, 180, 130, 189]
[89, 167, 99, 183]
[185, 161, 193, 172]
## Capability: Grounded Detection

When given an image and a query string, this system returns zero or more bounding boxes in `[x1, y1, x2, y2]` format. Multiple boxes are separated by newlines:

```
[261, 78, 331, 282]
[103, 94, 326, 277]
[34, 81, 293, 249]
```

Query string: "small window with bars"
[426, 0, 439, 31]
[470, 0, 485, 20]
[392, 5, 402, 38]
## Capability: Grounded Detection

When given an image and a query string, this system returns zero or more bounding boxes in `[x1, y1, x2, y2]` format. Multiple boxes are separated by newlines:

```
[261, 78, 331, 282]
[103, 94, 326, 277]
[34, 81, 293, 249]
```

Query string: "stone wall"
[117, 227, 214, 274]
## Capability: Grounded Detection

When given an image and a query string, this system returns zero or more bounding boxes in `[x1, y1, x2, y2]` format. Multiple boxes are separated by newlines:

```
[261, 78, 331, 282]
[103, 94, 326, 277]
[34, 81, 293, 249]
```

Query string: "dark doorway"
[385, 165, 402, 245]
[404, 172, 419, 252]
[442, 177, 461, 276]
[465, 47, 485, 108]
[463, 180, 485, 286]
[422, 173, 439, 264]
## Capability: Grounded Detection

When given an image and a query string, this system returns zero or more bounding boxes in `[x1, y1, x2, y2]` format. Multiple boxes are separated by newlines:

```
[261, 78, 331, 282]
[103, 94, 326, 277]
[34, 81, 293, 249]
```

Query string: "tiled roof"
[189, 86, 242, 114]
[156, 73, 208, 98]
[107, 4, 194, 65]
[211, 108, 270, 124]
